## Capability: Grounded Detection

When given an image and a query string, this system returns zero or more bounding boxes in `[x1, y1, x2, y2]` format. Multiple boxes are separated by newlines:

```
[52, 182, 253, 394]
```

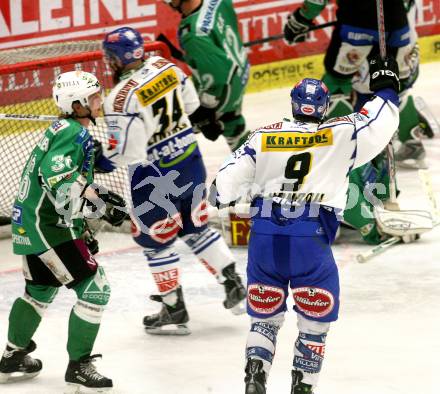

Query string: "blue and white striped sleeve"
[352, 88, 400, 169]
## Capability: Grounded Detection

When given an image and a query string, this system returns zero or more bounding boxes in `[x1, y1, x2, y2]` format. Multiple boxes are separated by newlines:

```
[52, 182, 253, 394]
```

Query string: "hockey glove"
[82, 222, 99, 255]
[369, 55, 400, 93]
[85, 186, 128, 227]
[100, 189, 128, 227]
[93, 139, 116, 174]
[189, 105, 224, 142]
[284, 8, 314, 44]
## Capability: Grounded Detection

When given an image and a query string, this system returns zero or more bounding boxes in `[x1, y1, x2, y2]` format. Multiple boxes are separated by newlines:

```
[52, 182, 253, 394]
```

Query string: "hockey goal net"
[0, 40, 170, 227]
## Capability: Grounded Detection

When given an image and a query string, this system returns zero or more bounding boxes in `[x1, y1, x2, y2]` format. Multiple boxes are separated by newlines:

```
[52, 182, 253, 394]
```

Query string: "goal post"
[0, 40, 170, 224]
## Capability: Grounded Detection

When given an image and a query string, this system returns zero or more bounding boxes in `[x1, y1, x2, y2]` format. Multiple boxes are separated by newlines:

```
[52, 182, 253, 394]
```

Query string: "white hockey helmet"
[52, 71, 101, 115]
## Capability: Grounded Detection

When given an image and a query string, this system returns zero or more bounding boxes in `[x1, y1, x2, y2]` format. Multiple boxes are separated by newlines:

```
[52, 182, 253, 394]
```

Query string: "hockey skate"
[291, 370, 314, 394]
[143, 286, 191, 335]
[0, 340, 42, 383]
[244, 358, 266, 394]
[395, 138, 427, 169]
[222, 263, 247, 315]
[64, 354, 112, 393]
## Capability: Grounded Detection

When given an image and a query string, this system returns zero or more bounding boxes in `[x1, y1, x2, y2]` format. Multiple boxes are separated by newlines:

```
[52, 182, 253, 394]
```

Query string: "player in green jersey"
[0, 71, 126, 392]
[164, 0, 250, 149]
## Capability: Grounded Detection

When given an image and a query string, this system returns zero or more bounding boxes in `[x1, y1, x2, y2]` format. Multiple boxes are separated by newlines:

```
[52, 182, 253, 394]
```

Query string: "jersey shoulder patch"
[48, 119, 70, 134]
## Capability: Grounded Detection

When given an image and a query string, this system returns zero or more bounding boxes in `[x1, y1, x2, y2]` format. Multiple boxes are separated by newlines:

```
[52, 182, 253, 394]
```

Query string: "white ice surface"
[0, 62, 440, 394]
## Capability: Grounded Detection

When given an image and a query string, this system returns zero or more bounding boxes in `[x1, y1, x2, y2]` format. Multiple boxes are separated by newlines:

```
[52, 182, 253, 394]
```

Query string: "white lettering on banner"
[73, 0, 86, 26]
[90, 0, 123, 25]
[417, 0, 438, 26]
[40, 0, 70, 31]
[0, 0, 157, 48]
[253, 13, 278, 51]
[11, 0, 39, 36]
[0, 8, 9, 37]
[126, 0, 156, 18]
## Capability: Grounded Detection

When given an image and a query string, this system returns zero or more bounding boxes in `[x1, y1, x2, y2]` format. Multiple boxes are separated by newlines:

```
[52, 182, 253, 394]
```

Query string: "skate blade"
[144, 324, 191, 336]
[65, 382, 113, 393]
[0, 371, 40, 383]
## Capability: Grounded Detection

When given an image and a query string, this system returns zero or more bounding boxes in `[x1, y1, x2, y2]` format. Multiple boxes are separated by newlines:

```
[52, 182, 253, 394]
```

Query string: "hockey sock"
[181, 228, 235, 283]
[293, 315, 330, 387]
[245, 313, 285, 375]
[144, 246, 181, 296]
[7, 284, 57, 348]
[68, 267, 110, 361]
[398, 94, 421, 143]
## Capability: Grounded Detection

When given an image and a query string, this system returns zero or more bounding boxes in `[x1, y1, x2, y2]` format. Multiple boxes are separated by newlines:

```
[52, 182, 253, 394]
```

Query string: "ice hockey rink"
[0, 62, 439, 394]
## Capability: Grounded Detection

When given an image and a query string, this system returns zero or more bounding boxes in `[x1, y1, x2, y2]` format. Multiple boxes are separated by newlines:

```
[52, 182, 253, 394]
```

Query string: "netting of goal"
[0, 40, 170, 224]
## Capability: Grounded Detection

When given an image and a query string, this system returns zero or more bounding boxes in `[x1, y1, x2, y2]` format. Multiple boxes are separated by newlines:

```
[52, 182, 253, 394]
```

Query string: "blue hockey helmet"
[290, 78, 330, 121]
[102, 27, 144, 66]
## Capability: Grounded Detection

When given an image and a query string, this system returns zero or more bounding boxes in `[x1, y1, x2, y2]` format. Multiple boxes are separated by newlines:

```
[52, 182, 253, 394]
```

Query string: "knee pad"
[144, 246, 180, 294]
[73, 266, 111, 307]
[24, 284, 59, 317]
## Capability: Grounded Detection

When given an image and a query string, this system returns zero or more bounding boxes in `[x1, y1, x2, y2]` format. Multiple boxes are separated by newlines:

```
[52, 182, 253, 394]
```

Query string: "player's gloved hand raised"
[283, 8, 314, 44]
[369, 55, 400, 93]
[189, 105, 224, 142]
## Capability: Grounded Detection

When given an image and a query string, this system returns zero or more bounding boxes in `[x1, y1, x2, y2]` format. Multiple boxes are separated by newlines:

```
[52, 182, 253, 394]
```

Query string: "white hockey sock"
[245, 313, 285, 375]
[293, 314, 330, 387]
[181, 228, 234, 282]
[144, 246, 181, 295]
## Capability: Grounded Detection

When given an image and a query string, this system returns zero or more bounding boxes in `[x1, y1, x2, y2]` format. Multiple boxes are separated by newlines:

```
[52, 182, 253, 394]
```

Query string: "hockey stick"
[375, 0, 399, 209]
[356, 236, 401, 263]
[243, 21, 337, 47]
[156, 21, 337, 61]
[0, 113, 106, 123]
[0, 113, 59, 122]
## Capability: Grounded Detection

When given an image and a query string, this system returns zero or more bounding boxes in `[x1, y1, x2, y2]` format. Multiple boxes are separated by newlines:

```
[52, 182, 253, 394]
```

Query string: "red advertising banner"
[0, 0, 439, 65]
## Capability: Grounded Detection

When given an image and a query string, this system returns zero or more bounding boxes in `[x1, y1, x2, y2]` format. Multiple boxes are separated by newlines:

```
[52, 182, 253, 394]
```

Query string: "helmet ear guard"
[290, 78, 330, 121]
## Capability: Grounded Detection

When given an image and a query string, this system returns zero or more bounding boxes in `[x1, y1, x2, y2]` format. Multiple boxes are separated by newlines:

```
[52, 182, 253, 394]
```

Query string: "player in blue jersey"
[101, 27, 246, 335]
[212, 56, 401, 393]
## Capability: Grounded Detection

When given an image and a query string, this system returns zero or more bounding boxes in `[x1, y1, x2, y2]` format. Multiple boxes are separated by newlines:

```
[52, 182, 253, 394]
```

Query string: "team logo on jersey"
[262, 129, 333, 151]
[12, 205, 23, 225]
[292, 287, 335, 318]
[248, 284, 285, 314]
[135, 68, 179, 107]
[261, 122, 283, 130]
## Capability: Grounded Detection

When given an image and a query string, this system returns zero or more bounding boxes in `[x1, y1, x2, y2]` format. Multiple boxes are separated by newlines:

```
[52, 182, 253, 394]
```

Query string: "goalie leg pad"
[374, 206, 433, 237]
